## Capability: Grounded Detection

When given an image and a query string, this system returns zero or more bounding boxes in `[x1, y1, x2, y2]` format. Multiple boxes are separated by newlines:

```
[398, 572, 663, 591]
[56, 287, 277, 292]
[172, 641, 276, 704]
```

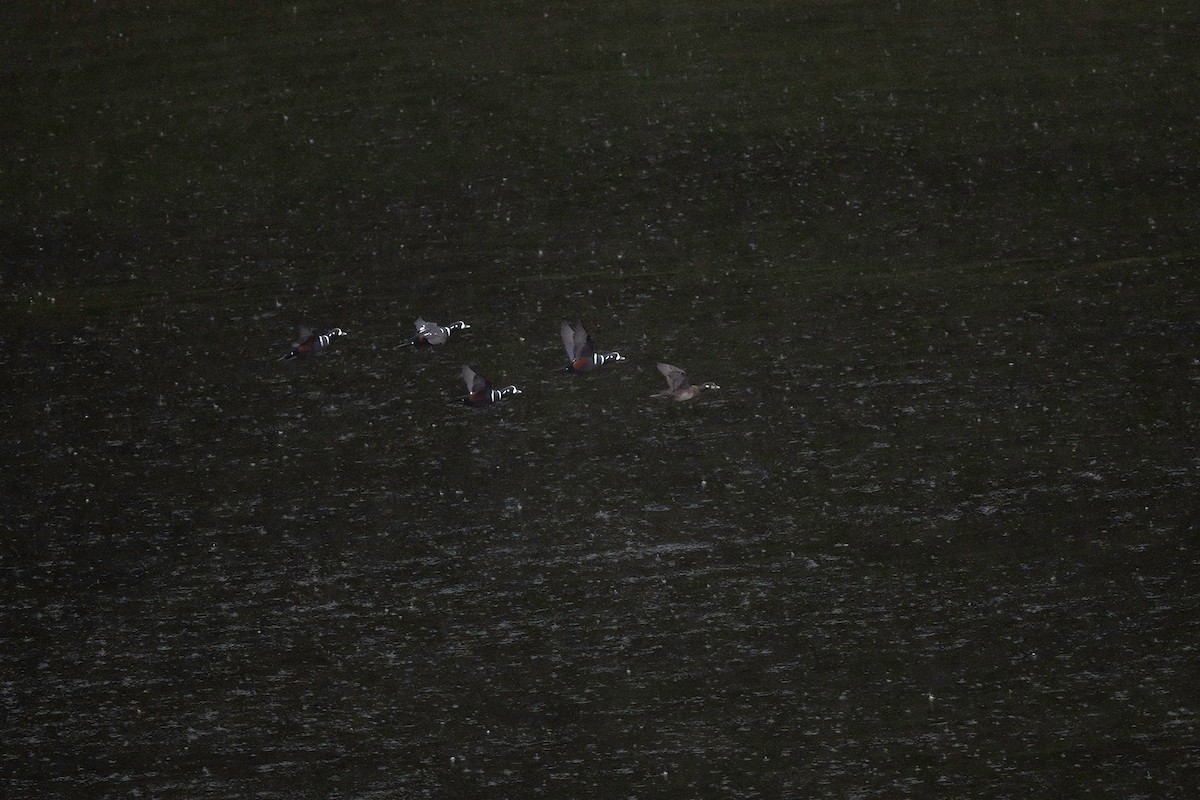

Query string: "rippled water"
[4, 2, 1198, 797]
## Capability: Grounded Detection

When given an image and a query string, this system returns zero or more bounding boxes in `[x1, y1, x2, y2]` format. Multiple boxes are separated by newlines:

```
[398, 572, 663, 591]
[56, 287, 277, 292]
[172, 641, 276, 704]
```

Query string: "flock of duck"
[278, 318, 720, 406]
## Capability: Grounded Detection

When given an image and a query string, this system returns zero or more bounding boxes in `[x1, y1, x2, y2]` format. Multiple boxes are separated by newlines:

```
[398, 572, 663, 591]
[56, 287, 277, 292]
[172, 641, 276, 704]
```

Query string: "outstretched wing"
[560, 320, 578, 359]
[657, 362, 689, 392]
[461, 365, 490, 393]
[577, 323, 596, 360]
[561, 320, 594, 360]
[423, 324, 450, 345]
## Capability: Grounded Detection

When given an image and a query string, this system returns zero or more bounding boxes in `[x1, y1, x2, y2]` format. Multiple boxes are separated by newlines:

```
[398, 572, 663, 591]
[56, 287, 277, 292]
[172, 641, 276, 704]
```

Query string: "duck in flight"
[461, 365, 521, 407]
[653, 362, 719, 401]
[278, 327, 346, 360]
[398, 318, 470, 349]
[560, 320, 625, 373]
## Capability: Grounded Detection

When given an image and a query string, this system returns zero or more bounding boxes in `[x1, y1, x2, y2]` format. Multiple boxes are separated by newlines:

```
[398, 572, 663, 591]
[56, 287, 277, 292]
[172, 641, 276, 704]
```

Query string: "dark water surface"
[3, 2, 1198, 797]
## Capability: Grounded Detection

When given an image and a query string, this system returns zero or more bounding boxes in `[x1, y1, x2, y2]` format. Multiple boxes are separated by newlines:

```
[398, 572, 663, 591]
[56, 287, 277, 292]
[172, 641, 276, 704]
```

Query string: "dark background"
[3, 2, 1197, 797]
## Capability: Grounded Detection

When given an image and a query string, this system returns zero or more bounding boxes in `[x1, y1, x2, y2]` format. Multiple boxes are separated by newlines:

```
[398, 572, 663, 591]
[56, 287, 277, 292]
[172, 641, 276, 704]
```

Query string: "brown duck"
[653, 363, 719, 401]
